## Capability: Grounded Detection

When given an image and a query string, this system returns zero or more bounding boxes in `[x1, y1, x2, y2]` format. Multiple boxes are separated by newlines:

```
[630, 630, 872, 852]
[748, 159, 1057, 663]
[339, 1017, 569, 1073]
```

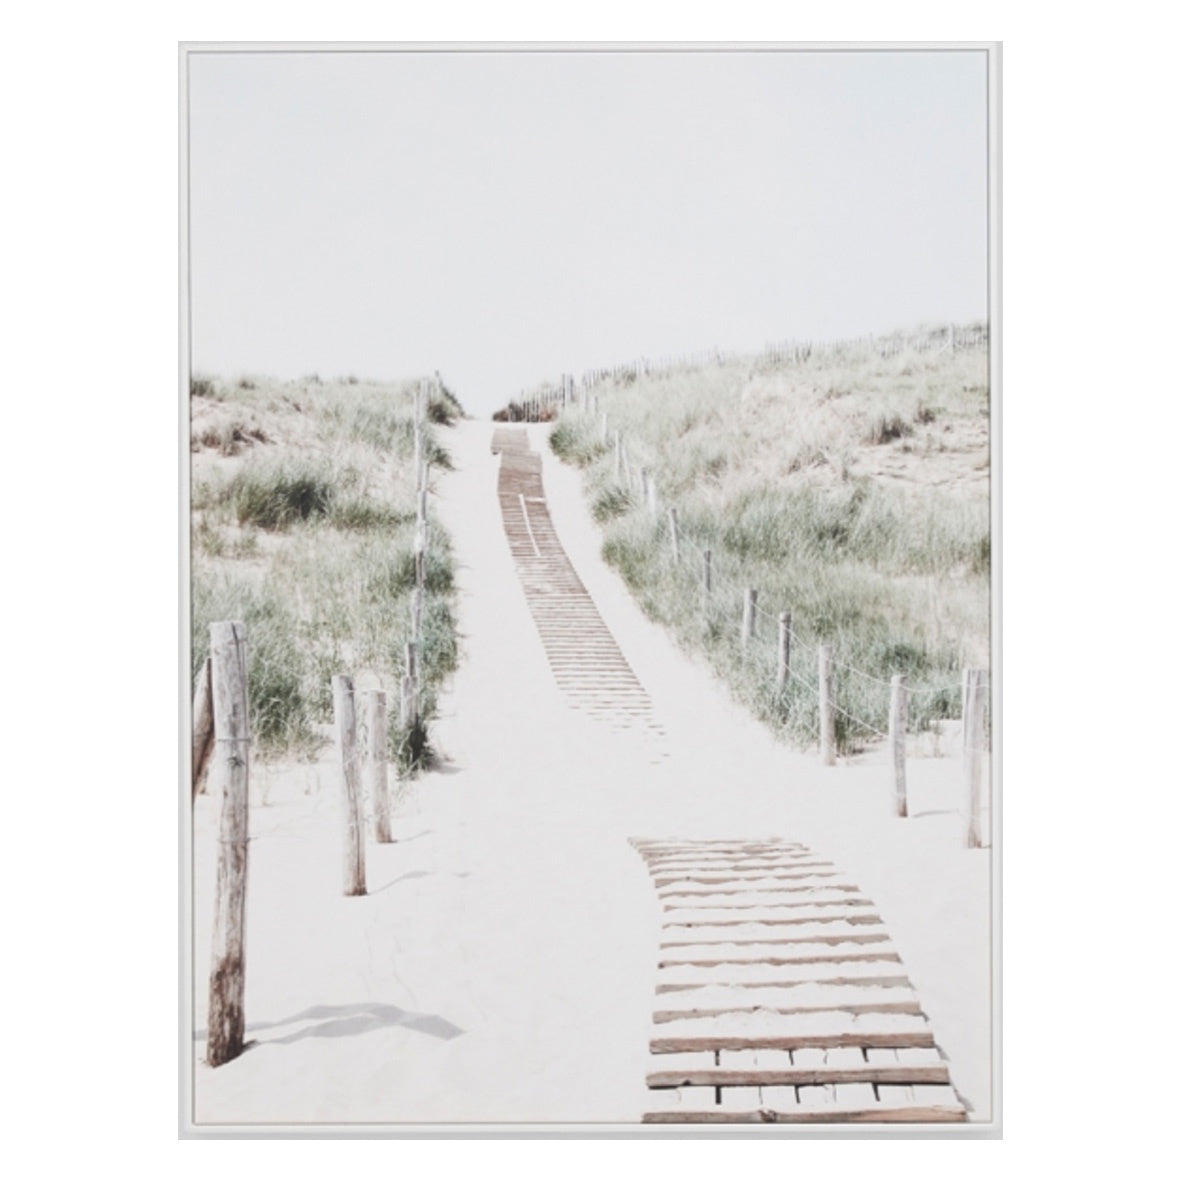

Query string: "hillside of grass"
[548, 325, 991, 753]
[189, 373, 464, 770]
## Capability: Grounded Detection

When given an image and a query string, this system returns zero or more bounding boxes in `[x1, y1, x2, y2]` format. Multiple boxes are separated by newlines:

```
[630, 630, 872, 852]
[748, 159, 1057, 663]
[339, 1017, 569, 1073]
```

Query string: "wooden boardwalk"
[632, 839, 967, 1123]
[491, 430, 966, 1124]
[493, 428, 664, 742]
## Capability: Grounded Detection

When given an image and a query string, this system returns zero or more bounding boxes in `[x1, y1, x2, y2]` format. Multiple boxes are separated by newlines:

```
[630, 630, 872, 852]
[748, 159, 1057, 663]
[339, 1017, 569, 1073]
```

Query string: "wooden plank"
[658, 872, 844, 895]
[652, 1035, 936, 1056]
[663, 886, 863, 910]
[656, 960, 912, 989]
[654, 1000, 922, 1025]
[647, 1060, 948, 1088]
[663, 898, 875, 925]
[653, 867, 841, 887]
[660, 915, 883, 941]
[661, 930, 892, 949]
[658, 945, 901, 968]
[642, 1106, 966, 1124]
[652, 980, 921, 1018]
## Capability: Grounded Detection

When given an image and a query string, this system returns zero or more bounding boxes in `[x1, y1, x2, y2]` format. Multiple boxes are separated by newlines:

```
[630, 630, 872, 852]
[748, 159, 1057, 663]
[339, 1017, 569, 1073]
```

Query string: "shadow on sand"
[196, 1002, 464, 1050]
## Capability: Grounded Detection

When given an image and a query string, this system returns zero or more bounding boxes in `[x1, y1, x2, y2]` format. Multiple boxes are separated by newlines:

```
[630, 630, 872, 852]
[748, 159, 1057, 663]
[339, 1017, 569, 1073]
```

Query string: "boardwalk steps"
[492, 428, 664, 743]
[632, 838, 967, 1124]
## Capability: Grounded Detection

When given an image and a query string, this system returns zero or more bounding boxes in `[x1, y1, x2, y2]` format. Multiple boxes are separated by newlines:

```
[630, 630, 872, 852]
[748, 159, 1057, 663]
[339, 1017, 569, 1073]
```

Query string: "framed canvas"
[180, 41, 1001, 1138]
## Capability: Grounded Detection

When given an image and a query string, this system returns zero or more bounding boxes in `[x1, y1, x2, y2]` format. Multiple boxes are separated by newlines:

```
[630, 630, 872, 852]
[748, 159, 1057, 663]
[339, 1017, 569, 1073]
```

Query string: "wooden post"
[890, 675, 908, 817]
[411, 583, 424, 646]
[600, 413, 609, 447]
[741, 588, 757, 648]
[647, 476, 658, 514]
[964, 668, 988, 848]
[819, 644, 836, 766]
[640, 468, 649, 505]
[668, 508, 680, 563]
[207, 621, 249, 1067]
[333, 675, 366, 897]
[360, 689, 391, 844]
[402, 642, 419, 729]
[614, 430, 622, 479]
[192, 654, 214, 798]
[776, 612, 791, 691]
[702, 548, 712, 604]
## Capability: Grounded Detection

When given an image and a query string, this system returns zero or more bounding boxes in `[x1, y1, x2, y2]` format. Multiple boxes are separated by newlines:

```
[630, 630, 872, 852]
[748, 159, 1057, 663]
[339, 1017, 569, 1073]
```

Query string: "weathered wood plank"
[661, 930, 892, 949]
[654, 998, 923, 1025]
[647, 1061, 948, 1088]
[656, 960, 912, 989]
[660, 915, 883, 942]
[642, 1105, 966, 1124]
[663, 887, 863, 910]
[659, 945, 902, 968]
[662, 898, 875, 926]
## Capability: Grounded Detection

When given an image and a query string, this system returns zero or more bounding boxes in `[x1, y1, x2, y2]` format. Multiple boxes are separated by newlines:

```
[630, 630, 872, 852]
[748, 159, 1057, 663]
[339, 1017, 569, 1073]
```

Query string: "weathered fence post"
[702, 548, 712, 607]
[600, 413, 609, 446]
[640, 468, 649, 505]
[614, 430, 622, 481]
[402, 642, 420, 729]
[818, 644, 836, 766]
[741, 588, 758, 648]
[360, 689, 391, 844]
[776, 612, 791, 691]
[207, 621, 249, 1067]
[333, 675, 366, 897]
[667, 508, 680, 563]
[192, 654, 214, 798]
[890, 674, 908, 817]
[963, 668, 988, 848]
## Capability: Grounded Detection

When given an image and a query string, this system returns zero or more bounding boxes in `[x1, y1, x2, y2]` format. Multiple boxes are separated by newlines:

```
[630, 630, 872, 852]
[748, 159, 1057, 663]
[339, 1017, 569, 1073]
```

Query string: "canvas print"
[183, 43, 998, 1134]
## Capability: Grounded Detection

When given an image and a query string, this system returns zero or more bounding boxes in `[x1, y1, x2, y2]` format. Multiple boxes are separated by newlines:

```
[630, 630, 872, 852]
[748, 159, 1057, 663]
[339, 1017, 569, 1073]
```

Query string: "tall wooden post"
[360, 689, 391, 844]
[668, 508, 680, 563]
[192, 654, 214, 798]
[890, 675, 908, 817]
[702, 548, 712, 606]
[333, 675, 366, 897]
[964, 668, 988, 848]
[614, 430, 622, 481]
[600, 413, 609, 446]
[741, 588, 758, 648]
[207, 621, 249, 1067]
[776, 612, 791, 691]
[819, 644, 836, 766]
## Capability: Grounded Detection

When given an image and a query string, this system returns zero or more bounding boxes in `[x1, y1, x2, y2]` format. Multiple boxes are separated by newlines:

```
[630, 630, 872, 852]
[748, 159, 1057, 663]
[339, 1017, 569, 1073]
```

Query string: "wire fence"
[562, 413, 985, 759]
[579, 322, 989, 391]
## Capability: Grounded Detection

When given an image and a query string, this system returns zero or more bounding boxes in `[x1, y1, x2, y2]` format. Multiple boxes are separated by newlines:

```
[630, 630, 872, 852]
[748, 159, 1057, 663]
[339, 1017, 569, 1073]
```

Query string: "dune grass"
[189, 375, 462, 770]
[550, 328, 990, 752]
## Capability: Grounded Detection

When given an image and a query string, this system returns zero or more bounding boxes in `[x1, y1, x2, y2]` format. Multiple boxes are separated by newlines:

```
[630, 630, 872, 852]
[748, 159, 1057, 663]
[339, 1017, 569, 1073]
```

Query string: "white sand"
[188, 419, 994, 1130]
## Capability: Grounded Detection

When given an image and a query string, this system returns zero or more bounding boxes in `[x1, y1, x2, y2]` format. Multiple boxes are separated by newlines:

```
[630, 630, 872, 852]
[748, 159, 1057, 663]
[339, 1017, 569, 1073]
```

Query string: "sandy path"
[189, 419, 993, 1129]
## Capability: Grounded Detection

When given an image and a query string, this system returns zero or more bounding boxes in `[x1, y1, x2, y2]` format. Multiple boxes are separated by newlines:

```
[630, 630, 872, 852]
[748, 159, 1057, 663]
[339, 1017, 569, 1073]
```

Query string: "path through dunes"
[191, 419, 992, 1128]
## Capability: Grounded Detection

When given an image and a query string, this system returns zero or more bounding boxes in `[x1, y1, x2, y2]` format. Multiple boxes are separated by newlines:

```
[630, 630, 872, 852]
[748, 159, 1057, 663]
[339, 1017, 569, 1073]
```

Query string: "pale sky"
[186, 47, 989, 418]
